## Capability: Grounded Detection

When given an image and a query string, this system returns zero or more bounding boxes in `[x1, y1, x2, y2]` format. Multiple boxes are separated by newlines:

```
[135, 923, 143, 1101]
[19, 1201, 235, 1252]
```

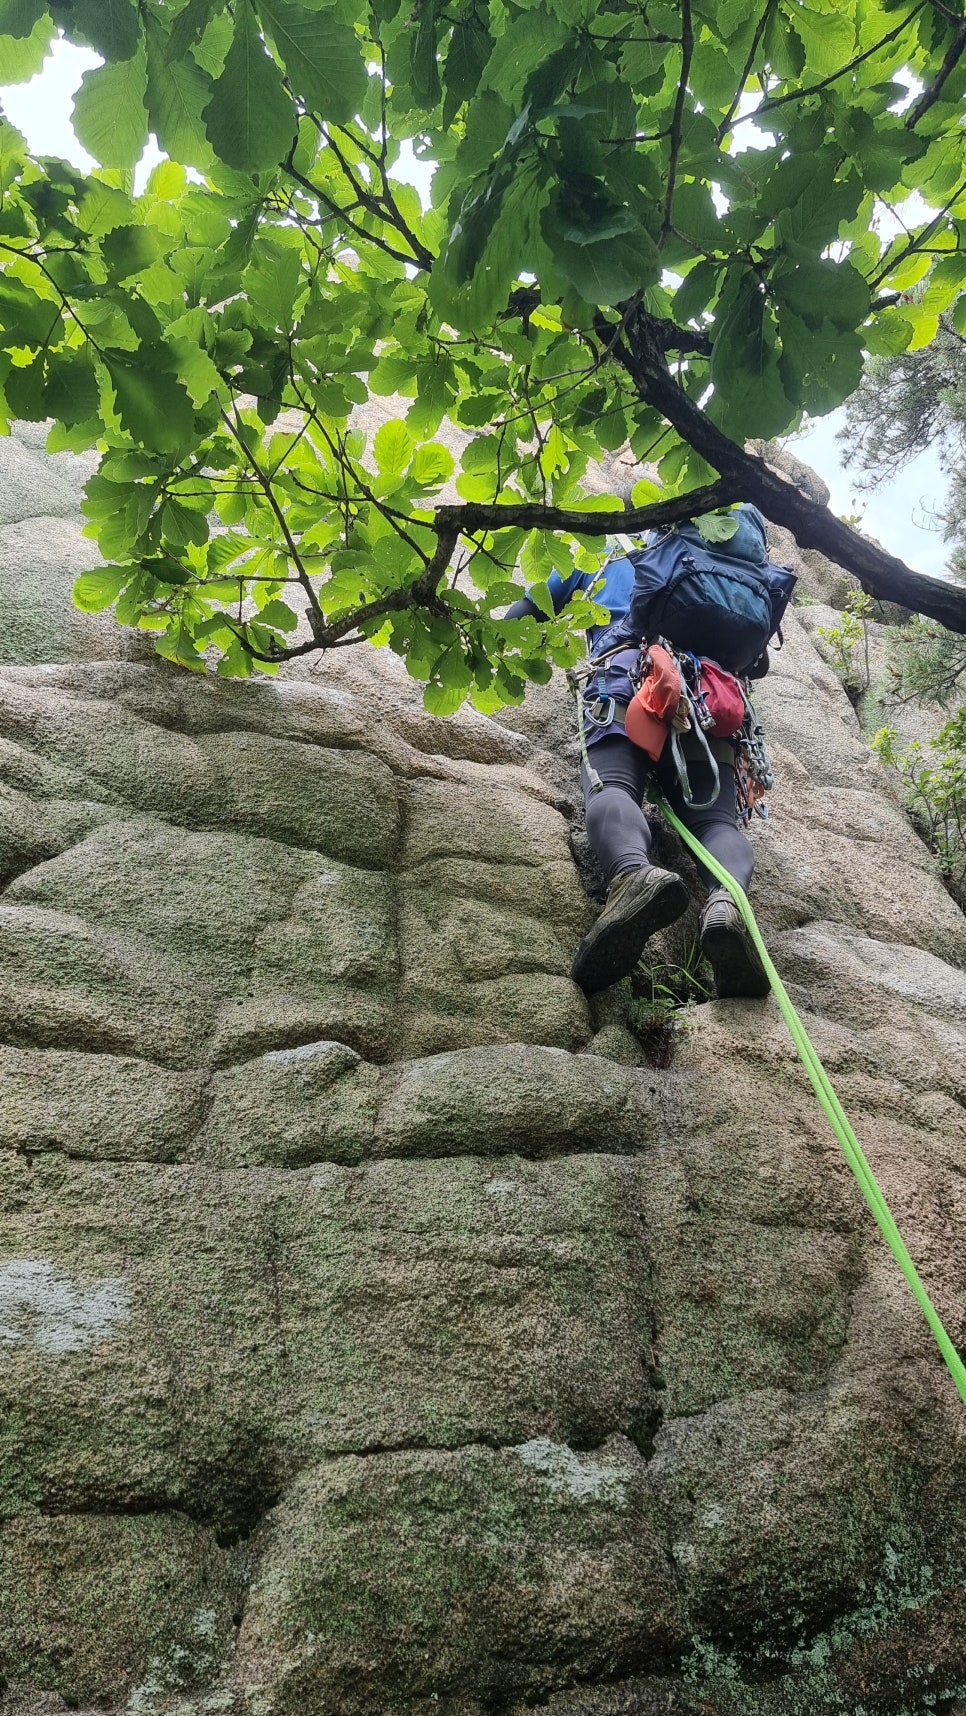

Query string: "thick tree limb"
[435, 480, 735, 537]
[617, 315, 966, 633]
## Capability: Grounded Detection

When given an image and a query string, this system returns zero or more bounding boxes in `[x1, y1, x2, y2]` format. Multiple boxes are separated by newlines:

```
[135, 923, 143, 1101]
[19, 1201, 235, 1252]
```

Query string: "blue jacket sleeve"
[505, 566, 588, 622]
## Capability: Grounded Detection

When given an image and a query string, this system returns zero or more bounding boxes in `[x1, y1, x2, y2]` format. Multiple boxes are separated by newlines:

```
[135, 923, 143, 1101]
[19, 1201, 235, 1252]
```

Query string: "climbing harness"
[658, 793, 966, 1410]
[573, 636, 778, 825]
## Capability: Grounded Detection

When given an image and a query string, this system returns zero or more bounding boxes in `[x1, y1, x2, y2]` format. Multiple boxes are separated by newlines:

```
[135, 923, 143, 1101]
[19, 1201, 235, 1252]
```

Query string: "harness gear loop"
[568, 668, 603, 794]
[668, 721, 721, 810]
[657, 791, 966, 1412]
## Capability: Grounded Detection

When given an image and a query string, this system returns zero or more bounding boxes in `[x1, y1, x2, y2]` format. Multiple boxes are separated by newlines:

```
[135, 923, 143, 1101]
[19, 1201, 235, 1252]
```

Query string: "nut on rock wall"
[1, 437, 966, 1716]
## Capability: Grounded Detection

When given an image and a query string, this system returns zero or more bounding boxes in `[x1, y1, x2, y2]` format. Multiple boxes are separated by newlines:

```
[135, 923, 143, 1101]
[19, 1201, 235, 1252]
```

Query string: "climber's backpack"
[620, 507, 797, 676]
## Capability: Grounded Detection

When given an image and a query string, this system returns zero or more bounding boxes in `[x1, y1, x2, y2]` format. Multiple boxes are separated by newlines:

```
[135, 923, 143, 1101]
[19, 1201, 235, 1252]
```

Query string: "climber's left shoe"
[700, 886, 770, 999]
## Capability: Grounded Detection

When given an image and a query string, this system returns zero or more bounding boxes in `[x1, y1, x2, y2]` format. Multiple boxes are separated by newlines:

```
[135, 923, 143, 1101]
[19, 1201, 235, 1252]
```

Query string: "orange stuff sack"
[624, 645, 685, 761]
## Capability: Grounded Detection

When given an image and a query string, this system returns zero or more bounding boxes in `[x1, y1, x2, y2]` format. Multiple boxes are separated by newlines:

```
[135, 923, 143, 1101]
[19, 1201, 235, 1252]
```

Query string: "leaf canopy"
[0, 0, 962, 705]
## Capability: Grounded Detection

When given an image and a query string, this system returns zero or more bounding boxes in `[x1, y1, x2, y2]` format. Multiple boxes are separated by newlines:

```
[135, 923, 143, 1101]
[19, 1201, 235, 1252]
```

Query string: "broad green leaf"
[424, 672, 471, 716]
[102, 348, 196, 451]
[373, 419, 414, 475]
[0, 0, 44, 38]
[73, 565, 131, 612]
[202, 0, 296, 171]
[257, 0, 367, 125]
[44, 353, 100, 424]
[863, 308, 913, 355]
[0, 274, 59, 346]
[709, 275, 793, 440]
[694, 510, 739, 543]
[101, 222, 162, 280]
[167, 0, 224, 61]
[771, 256, 870, 332]
[551, 227, 660, 305]
[145, 14, 214, 167]
[72, 45, 148, 168]
[164, 336, 225, 405]
[411, 442, 455, 485]
[55, 0, 139, 60]
[78, 178, 134, 236]
[786, 0, 854, 76]
[0, 6, 53, 80]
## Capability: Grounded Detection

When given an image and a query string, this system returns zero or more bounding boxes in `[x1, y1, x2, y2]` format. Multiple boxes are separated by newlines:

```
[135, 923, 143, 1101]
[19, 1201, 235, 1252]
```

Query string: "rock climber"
[504, 504, 795, 999]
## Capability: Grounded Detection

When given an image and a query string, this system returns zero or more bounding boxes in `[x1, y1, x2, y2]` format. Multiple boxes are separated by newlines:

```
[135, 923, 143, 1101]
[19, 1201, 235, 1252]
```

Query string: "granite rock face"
[1, 439, 966, 1716]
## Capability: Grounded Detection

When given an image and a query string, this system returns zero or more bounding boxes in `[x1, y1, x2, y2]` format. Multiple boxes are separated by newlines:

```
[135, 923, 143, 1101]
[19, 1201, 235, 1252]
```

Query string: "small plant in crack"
[818, 588, 873, 707]
[622, 936, 713, 1066]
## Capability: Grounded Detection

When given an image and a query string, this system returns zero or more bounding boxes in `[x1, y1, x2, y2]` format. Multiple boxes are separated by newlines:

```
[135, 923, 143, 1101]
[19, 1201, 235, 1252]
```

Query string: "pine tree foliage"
[2, 0, 966, 704]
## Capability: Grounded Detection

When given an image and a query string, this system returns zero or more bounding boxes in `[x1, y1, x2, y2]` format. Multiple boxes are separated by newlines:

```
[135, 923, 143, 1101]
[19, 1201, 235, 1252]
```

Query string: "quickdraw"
[734, 690, 775, 825]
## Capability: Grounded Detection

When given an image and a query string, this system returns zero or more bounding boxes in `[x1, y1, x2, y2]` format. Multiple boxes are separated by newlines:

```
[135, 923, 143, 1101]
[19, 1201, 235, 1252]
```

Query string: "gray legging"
[581, 732, 754, 893]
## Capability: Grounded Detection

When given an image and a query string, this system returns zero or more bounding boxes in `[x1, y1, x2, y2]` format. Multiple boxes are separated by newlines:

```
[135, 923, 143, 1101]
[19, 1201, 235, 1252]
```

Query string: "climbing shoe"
[572, 865, 688, 994]
[700, 887, 770, 999]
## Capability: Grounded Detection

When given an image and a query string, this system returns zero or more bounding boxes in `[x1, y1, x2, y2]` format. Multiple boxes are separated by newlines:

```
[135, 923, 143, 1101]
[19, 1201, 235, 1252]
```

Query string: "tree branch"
[717, 0, 775, 143]
[434, 482, 736, 538]
[614, 314, 966, 633]
[906, 18, 966, 127]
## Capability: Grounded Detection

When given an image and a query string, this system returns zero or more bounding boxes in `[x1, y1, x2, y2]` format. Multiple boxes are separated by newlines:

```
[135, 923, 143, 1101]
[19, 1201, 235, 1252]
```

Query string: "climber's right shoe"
[571, 865, 688, 994]
[700, 886, 770, 999]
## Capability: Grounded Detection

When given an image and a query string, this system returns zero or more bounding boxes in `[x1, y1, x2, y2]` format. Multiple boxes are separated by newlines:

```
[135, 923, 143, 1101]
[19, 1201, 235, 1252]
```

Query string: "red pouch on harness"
[624, 645, 685, 760]
[699, 660, 745, 738]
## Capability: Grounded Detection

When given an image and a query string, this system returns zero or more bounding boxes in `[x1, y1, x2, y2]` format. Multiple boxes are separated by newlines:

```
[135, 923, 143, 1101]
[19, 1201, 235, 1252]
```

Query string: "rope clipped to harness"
[658, 793, 966, 1411]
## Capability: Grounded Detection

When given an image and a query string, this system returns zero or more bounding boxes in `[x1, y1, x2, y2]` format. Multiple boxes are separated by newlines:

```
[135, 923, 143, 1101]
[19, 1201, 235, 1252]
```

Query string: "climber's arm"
[503, 566, 590, 624]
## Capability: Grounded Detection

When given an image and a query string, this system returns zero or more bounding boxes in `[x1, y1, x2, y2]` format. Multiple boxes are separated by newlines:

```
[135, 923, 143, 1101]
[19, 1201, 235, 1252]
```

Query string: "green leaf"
[73, 565, 132, 612]
[551, 227, 660, 305]
[0, 274, 58, 345]
[411, 442, 455, 486]
[694, 509, 739, 543]
[145, 13, 214, 167]
[54, 0, 139, 60]
[777, 308, 864, 415]
[771, 256, 870, 332]
[863, 307, 913, 356]
[167, 0, 223, 62]
[709, 275, 793, 440]
[410, 2, 441, 105]
[443, 18, 492, 126]
[257, 0, 367, 125]
[0, 0, 44, 38]
[256, 597, 298, 630]
[0, 5, 52, 80]
[102, 348, 196, 451]
[72, 45, 148, 168]
[202, 0, 296, 171]
[101, 222, 162, 281]
[373, 419, 414, 476]
[786, 1, 855, 78]
[424, 673, 471, 716]
[78, 178, 134, 236]
[44, 352, 100, 424]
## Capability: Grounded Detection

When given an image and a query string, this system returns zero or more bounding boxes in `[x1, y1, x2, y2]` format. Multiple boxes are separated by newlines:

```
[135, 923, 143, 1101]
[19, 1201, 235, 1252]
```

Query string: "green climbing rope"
[657, 792, 966, 1409]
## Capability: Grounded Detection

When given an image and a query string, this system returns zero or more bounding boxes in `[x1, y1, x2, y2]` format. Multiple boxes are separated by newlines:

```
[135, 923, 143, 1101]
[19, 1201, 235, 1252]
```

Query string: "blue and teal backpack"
[616, 505, 797, 676]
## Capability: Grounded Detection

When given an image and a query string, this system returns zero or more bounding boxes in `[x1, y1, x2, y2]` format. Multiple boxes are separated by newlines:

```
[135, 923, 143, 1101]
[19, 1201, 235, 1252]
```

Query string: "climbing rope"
[657, 792, 966, 1410]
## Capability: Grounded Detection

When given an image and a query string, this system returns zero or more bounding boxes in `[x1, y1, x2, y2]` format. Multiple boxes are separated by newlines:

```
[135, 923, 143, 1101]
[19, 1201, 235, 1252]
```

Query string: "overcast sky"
[1, 38, 954, 581]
